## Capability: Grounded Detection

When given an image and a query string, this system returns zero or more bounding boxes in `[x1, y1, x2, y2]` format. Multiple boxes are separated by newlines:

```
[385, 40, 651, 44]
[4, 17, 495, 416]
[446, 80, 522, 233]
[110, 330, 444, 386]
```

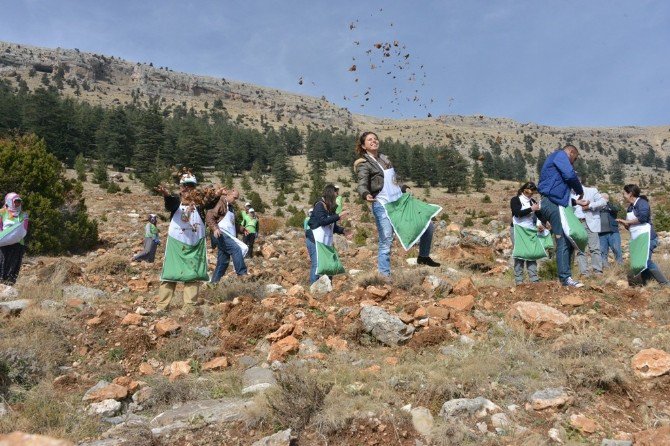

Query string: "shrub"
[0, 135, 98, 254]
[274, 208, 284, 217]
[92, 160, 108, 184]
[106, 181, 121, 193]
[261, 216, 282, 235]
[463, 217, 474, 227]
[481, 194, 491, 203]
[73, 153, 87, 182]
[246, 191, 267, 213]
[286, 209, 306, 228]
[353, 227, 369, 246]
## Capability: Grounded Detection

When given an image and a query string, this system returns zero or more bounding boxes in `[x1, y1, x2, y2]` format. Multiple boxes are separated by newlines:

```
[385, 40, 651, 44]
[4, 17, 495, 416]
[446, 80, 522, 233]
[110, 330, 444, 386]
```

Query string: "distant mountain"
[1, 40, 668, 170]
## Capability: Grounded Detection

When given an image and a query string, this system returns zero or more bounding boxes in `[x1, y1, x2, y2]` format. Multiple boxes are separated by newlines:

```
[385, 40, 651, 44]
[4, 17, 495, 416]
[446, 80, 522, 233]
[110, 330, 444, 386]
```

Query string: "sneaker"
[564, 277, 584, 288]
[417, 256, 441, 267]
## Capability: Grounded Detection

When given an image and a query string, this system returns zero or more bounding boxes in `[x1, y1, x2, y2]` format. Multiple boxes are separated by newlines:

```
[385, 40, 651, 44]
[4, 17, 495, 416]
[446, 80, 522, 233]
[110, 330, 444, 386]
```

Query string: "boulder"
[0, 284, 18, 300]
[88, 399, 122, 417]
[267, 336, 299, 362]
[121, 313, 144, 326]
[360, 306, 415, 346]
[569, 413, 599, 433]
[83, 381, 128, 403]
[0, 432, 74, 446]
[62, 284, 106, 301]
[265, 284, 286, 294]
[631, 348, 670, 378]
[507, 301, 569, 338]
[460, 228, 496, 246]
[251, 428, 292, 446]
[163, 360, 191, 381]
[309, 275, 332, 295]
[154, 318, 181, 336]
[150, 398, 254, 436]
[242, 367, 276, 394]
[0, 299, 32, 316]
[261, 244, 278, 259]
[527, 387, 572, 410]
[452, 277, 477, 296]
[410, 407, 434, 437]
[439, 397, 499, 419]
[202, 357, 229, 371]
[439, 295, 475, 311]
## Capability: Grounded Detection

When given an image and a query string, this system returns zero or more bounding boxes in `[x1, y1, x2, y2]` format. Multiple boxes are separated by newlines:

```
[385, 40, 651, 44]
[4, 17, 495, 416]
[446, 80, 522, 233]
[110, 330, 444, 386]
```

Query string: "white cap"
[334, 185, 340, 190]
[308, 208, 313, 214]
[248, 208, 255, 213]
[245, 202, 251, 207]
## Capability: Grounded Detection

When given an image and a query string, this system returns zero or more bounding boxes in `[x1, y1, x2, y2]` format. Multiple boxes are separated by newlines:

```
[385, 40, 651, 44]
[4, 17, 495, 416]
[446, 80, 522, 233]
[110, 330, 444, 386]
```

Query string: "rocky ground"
[1, 174, 670, 446]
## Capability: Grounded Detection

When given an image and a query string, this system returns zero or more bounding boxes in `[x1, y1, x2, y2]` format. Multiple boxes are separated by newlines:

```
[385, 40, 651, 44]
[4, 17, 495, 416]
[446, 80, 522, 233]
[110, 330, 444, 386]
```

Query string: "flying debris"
[348, 64, 357, 72]
[298, 77, 303, 85]
[349, 21, 357, 30]
[354, 40, 360, 45]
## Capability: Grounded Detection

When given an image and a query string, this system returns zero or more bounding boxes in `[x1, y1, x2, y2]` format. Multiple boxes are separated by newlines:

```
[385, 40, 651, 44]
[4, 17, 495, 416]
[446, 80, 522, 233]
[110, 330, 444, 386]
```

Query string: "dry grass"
[265, 365, 333, 432]
[649, 294, 670, 324]
[0, 307, 73, 389]
[86, 253, 129, 275]
[0, 381, 104, 441]
[200, 278, 266, 302]
[355, 271, 390, 288]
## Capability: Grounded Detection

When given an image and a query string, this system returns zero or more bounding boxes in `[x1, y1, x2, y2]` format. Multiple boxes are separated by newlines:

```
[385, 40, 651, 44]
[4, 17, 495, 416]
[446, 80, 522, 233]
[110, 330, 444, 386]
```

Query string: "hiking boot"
[417, 256, 441, 267]
[564, 277, 584, 288]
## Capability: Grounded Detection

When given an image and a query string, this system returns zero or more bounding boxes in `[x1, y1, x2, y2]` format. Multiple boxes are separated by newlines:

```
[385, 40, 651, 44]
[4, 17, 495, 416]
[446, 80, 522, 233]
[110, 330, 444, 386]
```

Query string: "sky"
[1, 0, 669, 127]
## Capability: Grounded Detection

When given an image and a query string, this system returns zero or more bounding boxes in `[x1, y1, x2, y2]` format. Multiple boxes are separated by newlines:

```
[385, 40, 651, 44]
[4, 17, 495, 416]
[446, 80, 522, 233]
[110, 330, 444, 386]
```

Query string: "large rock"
[632, 425, 670, 446]
[0, 284, 18, 300]
[631, 348, 670, 378]
[251, 428, 292, 446]
[410, 407, 434, 437]
[452, 277, 477, 296]
[267, 336, 300, 362]
[438, 397, 499, 419]
[507, 301, 569, 338]
[309, 275, 332, 295]
[0, 432, 74, 446]
[242, 367, 276, 394]
[88, 399, 122, 417]
[150, 398, 254, 435]
[460, 229, 497, 246]
[527, 387, 572, 410]
[154, 318, 181, 336]
[360, 306, 415, 346]
[82, 382, 128, 403]
[439, 295, 475, 311]
[0, 299, 32, 316]
[163, 361, 191, 381]
[62, 285, 106, 301]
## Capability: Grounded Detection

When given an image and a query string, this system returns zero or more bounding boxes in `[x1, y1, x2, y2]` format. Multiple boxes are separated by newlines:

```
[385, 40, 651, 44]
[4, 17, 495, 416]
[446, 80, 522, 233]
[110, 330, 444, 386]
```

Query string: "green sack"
[315, 241, 345, 276]
[559, 206, 588, 252]
[538, 229, 554, 250]
[629, 224, 651, 276]
[383, 193, 442, 250]
[512, 225, 548, 261]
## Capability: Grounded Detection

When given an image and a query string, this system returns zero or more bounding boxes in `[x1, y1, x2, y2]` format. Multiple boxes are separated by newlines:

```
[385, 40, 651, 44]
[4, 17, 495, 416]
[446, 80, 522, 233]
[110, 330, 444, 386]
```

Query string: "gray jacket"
[354, 153, 405, 201]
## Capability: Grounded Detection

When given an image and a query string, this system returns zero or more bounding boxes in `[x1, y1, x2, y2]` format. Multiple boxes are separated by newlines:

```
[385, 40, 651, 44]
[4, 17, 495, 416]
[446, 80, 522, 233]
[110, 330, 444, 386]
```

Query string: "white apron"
[217, 207, 248, 257]
[371, 158, 403, 205]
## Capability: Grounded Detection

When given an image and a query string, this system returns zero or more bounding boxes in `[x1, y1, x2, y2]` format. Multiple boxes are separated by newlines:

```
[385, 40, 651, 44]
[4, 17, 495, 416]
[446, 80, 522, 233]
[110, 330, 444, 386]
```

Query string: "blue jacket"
[628, 197, 657, 241]
[537, 150, 584, 207]
[306, 199, 344, 243]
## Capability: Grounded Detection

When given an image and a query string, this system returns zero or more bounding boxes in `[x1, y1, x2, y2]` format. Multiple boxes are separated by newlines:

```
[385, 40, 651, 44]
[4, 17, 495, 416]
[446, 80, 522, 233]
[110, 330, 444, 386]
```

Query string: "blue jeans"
[599, 231, 623, 267]
[371, 201, 434, 276]
[539, 197, 573, 284]
[306, 237, 318, 284]
[211, 233, 248, 282]
[642, 238, 668, 284]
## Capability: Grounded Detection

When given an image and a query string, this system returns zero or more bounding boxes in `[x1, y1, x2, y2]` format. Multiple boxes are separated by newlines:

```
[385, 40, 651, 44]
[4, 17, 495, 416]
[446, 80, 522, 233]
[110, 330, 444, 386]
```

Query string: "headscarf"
[4, 193, 22, 216]
[148, 213, 158, 224]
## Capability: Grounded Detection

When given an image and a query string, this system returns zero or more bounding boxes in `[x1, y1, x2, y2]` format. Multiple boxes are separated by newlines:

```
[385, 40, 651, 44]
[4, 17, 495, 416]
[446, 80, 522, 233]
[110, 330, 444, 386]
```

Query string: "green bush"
[654, 206, 670, 232]
[106, 182, 121, 193]
[286, 209, 306, 228]
[481, 194, 491, 203]
[0, 134, 98, 254]
[92, 161, 108, 184]
[354, 227, 369, 246]
[74, 153, 87, 182]
[246, 191, 266, 213]
[463, 217, 474, 227]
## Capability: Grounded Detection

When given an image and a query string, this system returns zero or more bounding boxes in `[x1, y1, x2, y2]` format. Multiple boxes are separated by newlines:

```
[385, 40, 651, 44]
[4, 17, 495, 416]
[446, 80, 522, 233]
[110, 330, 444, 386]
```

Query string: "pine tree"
[609, 160, 625, 185]
[471, 162, 486, 192]
[132, 106, 164, 177]
[95, 107, 134, 171]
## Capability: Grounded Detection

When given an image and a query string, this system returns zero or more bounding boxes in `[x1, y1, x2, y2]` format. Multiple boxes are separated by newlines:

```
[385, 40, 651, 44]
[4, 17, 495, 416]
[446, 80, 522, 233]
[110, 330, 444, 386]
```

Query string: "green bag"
[512, 225, 548, 261]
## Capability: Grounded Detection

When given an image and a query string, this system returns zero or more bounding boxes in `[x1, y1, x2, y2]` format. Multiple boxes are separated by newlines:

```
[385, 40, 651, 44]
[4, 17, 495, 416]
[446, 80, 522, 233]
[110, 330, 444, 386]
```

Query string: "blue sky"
[1, 0, 668, 127]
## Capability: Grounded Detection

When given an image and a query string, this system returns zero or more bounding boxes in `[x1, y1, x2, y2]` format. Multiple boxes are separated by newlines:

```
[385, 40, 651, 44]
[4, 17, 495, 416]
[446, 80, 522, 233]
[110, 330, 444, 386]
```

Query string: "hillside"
[1, 40, 669, 172]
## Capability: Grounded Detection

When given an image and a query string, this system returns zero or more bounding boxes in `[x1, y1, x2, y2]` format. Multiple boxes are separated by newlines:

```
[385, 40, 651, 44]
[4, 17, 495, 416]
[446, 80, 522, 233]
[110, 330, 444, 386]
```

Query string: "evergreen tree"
[471, 162, 486, 192]
[271, 144, 296, 191]
[609, 160, 625, 185]
[536, 148, 547, 177]
[22, 87, 73, 163]
[132, 106, 165, 178]
[95, 107, 134, 171]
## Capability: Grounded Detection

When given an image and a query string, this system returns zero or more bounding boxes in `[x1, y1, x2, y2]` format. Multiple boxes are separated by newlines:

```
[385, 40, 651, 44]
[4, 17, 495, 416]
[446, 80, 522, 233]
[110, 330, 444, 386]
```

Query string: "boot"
[417, 256, 441, 267]
[649, 267, 670, 285]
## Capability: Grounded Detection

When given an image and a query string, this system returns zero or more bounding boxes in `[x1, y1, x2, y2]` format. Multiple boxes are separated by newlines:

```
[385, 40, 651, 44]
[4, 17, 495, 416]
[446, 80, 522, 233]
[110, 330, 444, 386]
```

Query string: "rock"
[439, 295, 475, 311]
[460, 228, 496, 246]
[265, 323, 295, 342]
[426, 306, 450, 319]
[441, 235, 460, 247]
[0, 284, 18, 300]
[452, 277, 477, 296]
[569, 413, 599, 433]
[0, 402, 6, 417]
[491, 413, 512, 430]
[86, 316, 102, 326]
[121, 313, 143, 326]
[446, 223, 461, 232]
[309, 275, 332, 295]
[410, 407, 434, 437]
[83, 382, 128, 403]
[325, 335, 348, 351]
[154, 318, 181, 336]
[138, 362, 155, 375]
[0, 432, 74, 446]
[360, 306, 415, 346]
[438, 397, 499, 419]
[631, 348, 670, 378]
[507, 301, 569, 338]
[527, 387, 572, 410]
[348, 269, 362, 276]
[548, 428, 564, 443]
[405, 258, 417, 265]
[251, 428, 292, 446]
[62, 284, 106, 301]
[202, 356, 229, 371]
[560, 295, 585, 307]
[150, 398, 254, 435]
[632, 425, 670, 446]
[265, 284, 286, 294]
[127, 279, 149, 292]
[286, 284, 305, 296]
[0, 299, 32, 316]
[88, 399, 122, 417]
[367, 286, 389, 299]
[267, 335, 300, 362]
[261, 244, 278, 259]
[163, 361, 191, 381]
[600, 440, 632, 446]
[193, 326, 212, 338]
[242, 367, 276, 394]
[112, 376, 140, 393]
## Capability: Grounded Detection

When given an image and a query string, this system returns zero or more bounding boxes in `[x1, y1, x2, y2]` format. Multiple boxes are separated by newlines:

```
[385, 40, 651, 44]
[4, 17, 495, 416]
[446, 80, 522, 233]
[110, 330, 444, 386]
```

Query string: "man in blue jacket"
[537, 145, 588, 287]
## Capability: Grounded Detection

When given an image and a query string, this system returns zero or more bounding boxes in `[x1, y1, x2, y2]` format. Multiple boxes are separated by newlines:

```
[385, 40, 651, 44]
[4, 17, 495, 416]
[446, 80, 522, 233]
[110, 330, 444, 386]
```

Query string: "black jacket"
[509, 195, 547, 226]
[306, 199, 344, 242]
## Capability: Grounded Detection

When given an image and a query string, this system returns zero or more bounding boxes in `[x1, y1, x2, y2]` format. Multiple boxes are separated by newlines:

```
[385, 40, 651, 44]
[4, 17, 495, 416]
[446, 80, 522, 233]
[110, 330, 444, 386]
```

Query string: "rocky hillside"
[1, 41, 669, 165]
